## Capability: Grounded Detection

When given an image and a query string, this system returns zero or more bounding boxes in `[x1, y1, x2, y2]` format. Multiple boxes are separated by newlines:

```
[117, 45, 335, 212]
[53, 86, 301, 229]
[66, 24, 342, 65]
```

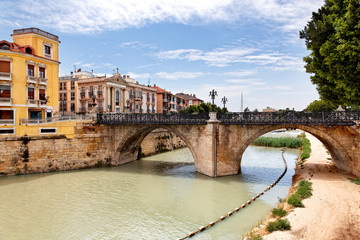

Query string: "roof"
[154, 85, 172, 94]
[0, 40, 35, 54]
[175, 93, 203, 101]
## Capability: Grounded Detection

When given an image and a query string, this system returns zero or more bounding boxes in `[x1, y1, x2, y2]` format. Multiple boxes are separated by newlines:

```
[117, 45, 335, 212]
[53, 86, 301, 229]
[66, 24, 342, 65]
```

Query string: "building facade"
[0, 28, 60, 136]
[58, 73, 78, 115]
[123, 75, 157, 113]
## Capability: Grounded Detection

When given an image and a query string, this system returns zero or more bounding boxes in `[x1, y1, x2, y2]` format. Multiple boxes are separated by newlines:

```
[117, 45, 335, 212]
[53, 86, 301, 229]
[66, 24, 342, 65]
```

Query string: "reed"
[252, 137, 302, 148]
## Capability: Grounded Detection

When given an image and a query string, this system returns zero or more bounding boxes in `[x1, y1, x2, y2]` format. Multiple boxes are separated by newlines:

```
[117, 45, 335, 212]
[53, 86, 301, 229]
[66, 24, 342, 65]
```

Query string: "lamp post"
[209, 89, 217, 105]
[221, 96, 228, 108]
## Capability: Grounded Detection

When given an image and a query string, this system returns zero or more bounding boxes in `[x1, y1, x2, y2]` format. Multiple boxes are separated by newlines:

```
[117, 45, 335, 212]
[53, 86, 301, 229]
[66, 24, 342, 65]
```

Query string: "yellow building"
[0, 28, 61, 136]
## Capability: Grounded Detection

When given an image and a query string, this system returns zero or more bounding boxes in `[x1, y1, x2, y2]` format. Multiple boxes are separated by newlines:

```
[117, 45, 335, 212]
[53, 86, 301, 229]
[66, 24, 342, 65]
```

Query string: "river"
[0, 133, 299, 240]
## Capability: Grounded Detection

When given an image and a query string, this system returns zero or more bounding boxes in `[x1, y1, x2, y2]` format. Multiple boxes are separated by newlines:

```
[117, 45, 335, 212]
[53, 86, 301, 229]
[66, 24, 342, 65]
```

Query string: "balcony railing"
[13, 28, 59, 41]
[39, 100, 47, 106]
[27, 75, 37, 84]
[0, 119, 15, 125]
[39, 77, 48, 85]
[79, 107, 86, 113]
[20, 115, 92, 125]
[0, 97, 12, 106]
[0, 72, 11, 81]
[27, 99, 37, 105]
[80, 92, 86, 98]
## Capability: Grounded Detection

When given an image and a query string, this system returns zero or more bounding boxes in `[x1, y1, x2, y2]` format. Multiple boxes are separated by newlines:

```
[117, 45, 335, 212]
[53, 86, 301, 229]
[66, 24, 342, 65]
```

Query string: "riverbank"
[247, 134, 360, 240]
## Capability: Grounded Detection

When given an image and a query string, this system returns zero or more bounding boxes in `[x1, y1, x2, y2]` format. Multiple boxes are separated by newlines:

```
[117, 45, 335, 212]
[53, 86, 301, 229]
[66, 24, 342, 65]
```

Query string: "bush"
[271, 208, 287, 217]
[266, 219, 291, 232]
[247, 234, 263, 240]
[287, 193, 304, 207]
[300, 134, 311, 160]
[348, 178, 360, 185]
[296, 180, 313, 199]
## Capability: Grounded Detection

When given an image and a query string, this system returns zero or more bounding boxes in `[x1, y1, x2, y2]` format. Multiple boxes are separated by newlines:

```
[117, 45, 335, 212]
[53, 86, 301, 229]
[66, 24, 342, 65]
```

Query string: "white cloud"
[225, 79, 264, 86]
[1, 0, 323, 33]
[222, 71, 257, 77]
[157, 46, 304, 70]
[155, 71, 205, 80]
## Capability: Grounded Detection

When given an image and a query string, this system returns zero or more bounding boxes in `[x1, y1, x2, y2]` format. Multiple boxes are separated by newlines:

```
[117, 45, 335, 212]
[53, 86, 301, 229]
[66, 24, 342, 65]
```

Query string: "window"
[0, 44, 10, 50]
[71, 92, 75, 101]
[89, 86, 93, 96]
[0, 61, 10, 73]
[28, 87, 35, 99]
[71, 81, 75, 90]
[88, 102, 92, 108]
[71, 103, 75, 112]
[44, 45, 51, 58]
[25, 47, 33, 54]
[27, 65, 34, 76]
[59, 83, 63, 90]
[40, 128, 57, 134]
[116, 91, 120, 106]
[98, 85, 102, 95]
[63, 83, 67, 90]
[130, 90, 132, 98]
[0, 85, 11, 98]
[0, 129, 14, 134]
[30, 111, 42, 119]
[39, 89, 46, 100]
[0, 110, 13, 120]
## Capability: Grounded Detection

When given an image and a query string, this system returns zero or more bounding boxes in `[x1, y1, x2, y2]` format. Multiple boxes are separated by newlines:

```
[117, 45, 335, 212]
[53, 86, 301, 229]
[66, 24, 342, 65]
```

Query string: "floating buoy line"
[178, 150, 288, 240]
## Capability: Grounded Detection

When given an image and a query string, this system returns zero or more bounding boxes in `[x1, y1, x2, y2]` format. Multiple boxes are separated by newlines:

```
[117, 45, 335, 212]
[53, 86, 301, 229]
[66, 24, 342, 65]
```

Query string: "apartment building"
[58, 73, 78, 115]
[0, 28, 60, 136]
[123, 75, 157, 113]
[175, 93, 203, 107]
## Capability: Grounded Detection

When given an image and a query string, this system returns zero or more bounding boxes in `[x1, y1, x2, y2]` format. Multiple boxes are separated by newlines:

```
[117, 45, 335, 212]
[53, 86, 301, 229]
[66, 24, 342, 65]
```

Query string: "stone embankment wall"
[0, 123, 112, 176]
[140, 128, 187, 157]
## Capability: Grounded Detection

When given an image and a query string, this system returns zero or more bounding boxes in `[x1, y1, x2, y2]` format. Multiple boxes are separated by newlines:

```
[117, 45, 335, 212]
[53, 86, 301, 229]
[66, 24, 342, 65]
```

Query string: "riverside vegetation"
[245, 133, 313, 239]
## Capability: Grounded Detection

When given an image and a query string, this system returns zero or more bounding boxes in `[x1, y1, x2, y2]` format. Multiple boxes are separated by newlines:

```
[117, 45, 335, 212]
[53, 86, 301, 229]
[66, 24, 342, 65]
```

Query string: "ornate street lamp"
[221, 96, 228, 108]
[209, 89, 217, 105]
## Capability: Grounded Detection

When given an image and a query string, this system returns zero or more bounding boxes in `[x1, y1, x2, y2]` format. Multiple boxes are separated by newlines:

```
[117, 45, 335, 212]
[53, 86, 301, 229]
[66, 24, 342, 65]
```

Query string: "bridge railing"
[217, 111, 360, 125]
[97, 113, 210, 125]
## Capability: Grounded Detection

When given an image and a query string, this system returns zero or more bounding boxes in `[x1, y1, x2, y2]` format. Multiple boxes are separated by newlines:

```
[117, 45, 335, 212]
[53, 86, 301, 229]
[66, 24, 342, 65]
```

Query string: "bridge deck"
[97, 111, 359, 126]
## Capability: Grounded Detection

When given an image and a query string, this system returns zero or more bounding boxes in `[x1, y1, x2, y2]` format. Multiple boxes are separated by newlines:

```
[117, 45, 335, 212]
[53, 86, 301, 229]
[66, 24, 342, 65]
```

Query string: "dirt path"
[263, 134, 360, 240]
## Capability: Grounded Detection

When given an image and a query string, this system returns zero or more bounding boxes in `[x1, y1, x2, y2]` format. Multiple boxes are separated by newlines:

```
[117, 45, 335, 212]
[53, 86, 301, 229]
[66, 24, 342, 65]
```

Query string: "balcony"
[39, 77, 48, 85]
[0, 119, 14, 125]
[0, 97, 12, 106]
[0, 72, 11, 81]
[97, 91, 103, 99]
[163, 98, 168, 103]
[27, 99, 38, 107]
[27, 75, 37, 84]
[44, 53, 51, 59]
[39, 100, 47, 107]
[80, 92, 86, 99]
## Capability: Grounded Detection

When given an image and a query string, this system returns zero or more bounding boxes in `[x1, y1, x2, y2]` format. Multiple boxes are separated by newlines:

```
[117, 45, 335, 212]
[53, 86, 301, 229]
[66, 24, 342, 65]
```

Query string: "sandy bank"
[261, 134, 360, 240]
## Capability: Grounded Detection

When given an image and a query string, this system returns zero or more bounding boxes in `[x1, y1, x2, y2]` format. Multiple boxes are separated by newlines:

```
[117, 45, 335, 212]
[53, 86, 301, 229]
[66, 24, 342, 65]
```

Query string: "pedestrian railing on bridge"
[97, 112, 210, 125]
[217, 111, 360, 125]
[97, 111, 360, 125]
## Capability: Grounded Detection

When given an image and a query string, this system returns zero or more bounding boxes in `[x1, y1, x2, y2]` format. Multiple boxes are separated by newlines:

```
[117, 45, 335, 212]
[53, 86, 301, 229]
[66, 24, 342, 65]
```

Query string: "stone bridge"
[96, 112, 360, 177]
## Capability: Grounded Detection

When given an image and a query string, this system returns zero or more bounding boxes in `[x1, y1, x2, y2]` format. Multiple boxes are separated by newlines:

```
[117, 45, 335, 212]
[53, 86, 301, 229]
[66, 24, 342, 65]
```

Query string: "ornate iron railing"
[97, 111, 359, 125]
[217, 111, 360, 125]
[97, 113, 210, 125]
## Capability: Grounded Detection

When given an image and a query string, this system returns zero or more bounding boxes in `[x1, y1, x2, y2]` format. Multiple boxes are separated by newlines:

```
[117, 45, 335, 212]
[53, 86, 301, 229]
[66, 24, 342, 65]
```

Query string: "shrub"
[287, 193, 304, 207]
[296, 180, 313, 198]
[271, 208, 287, 217]
[266, 219, 291, 232]
[300, 135, 311, 160]
[349, 178, 360, 185]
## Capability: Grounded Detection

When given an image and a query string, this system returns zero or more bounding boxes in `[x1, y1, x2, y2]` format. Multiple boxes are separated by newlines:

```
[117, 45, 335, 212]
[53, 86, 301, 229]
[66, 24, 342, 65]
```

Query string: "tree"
[305, 100, 336, 112]
[300, 0, 360, 106]
[180, 102, 227, 113]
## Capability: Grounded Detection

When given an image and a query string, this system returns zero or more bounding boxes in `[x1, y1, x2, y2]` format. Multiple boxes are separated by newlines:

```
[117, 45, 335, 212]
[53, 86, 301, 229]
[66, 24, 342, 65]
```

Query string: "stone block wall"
[140, 128, 187, 157]
[0, 123, 112, 176]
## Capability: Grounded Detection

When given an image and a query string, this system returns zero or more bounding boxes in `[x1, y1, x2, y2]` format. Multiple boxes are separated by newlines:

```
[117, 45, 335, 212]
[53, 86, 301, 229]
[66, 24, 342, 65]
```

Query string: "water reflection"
[0, 145, 298, 240]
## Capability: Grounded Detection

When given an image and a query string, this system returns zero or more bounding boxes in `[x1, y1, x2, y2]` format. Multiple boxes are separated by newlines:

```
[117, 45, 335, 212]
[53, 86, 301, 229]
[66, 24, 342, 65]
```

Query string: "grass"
[300, 133, 311, 160]
[247, 234, 264, 240]
[271, 208, 287, 217]
[287, 180, 313, 207]
[266, 219, 291, 232]
[287, 193, 304, 207]
[252, 137, 302, 148]
[348, 178, 360, 185]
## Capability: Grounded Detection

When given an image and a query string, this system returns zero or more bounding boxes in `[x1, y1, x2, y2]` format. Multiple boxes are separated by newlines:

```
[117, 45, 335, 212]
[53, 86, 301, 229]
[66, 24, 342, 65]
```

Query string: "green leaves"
[300, 0, 360, 106]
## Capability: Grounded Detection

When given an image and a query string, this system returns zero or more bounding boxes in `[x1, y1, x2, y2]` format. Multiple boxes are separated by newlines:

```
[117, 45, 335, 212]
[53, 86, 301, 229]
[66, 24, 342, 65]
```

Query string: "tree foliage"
[180, 102, 228, 113]
[300, 0, 360, 106]
[305, 100, 336, 112]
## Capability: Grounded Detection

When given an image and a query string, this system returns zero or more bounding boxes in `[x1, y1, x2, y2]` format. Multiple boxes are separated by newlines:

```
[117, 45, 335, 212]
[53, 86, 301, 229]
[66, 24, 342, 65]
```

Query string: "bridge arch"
[112, 124, 200, 168]
[218, 124, 355, 175]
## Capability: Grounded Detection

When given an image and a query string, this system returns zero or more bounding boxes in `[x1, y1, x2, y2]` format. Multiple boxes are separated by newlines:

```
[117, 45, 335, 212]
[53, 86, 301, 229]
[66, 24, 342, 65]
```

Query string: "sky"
[0, 0, 326, 111]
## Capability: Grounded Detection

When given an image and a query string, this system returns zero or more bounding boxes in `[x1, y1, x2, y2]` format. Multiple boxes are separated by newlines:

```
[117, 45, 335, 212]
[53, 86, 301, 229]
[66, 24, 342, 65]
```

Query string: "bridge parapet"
[97, 111, 360, 126]
[97, 112, 209, 125]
